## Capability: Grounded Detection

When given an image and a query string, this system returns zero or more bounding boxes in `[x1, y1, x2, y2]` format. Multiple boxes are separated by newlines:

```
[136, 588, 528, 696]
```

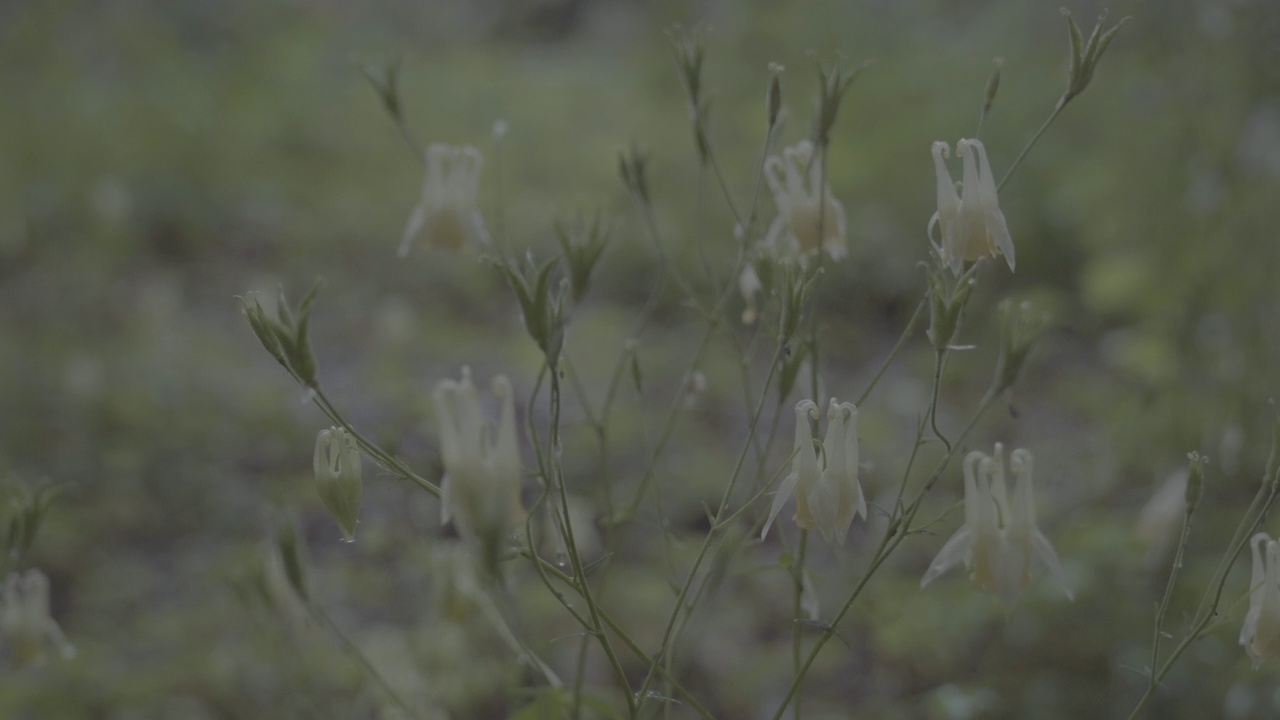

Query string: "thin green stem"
[855, 298, 926, 407]
[997, 97, 1067, 192]
[634, 345, 785, 711]
[547, 366, 637, 717]
[310, 605, 420, 720]
[515, 545, 714, 719]
[791, 530, 810, 719]
[311, 388, 439, 497]
[928, 351, 953, 454]
[1126, 479, 1280, 720]
[1146, 506, 1195, 704]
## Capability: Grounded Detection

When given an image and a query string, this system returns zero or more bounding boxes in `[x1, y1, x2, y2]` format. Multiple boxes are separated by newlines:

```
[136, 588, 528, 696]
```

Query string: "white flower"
[921, 444, 1071, 610]
[762, 140, 848, 264]
[762, 398, 866, 545]
[398, 144, 490, 257]
[1241, 533, 1280, 668]
[313, 426, 363, 542]
[929, 139, 1014, 276]
[433, 367, 524, 540]
[0, 570, 74, 668]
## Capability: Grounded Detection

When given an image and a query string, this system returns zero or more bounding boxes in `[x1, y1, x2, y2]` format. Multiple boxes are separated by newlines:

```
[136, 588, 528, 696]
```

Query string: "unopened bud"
[314, 427, 363, 542]
[618, 146, 651, 206]
[766, 64, 784, 129]
[925, 263, 973, 353]
[1060, 9, 1129, 106]
[1185, 452, 1206, 515]
[982, 57, 1004, 118]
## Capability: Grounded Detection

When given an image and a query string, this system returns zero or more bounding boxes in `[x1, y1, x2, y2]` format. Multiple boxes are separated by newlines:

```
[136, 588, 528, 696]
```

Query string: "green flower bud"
[313, 427, 363, 542]
[618, 145, 651, 207]
[924, 263, 974, 353]
[766, 63, 784, 130]
[237, 280, 323, 388]
[1060, 10, 1130, 107]
[1184, 452, 1206, 516]
[555, 214, 611, 304]
[811, 57, 866, 150]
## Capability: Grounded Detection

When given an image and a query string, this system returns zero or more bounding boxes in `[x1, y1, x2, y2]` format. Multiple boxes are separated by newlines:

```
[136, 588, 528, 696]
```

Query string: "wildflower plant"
[233, 10, 1280, 718]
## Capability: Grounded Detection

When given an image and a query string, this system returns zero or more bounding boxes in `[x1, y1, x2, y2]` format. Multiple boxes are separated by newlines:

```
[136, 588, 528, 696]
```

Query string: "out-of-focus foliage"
[2, 0, 1280, 717]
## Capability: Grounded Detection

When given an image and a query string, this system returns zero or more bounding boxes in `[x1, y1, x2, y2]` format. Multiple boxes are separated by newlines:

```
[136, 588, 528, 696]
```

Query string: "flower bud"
[766, 63, 784, 129]
[925, 263, 973, 353]
[1184, 452, 1206, 516]
[1060, 10, 1129, 106]
[313, 427, 363, 542]
[237, 280, 323, 388]
[618, 145, 651, 206]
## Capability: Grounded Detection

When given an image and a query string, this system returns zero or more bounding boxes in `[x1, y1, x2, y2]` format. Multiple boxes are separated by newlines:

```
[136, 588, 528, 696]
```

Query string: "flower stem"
[997, 96, 1067, 192]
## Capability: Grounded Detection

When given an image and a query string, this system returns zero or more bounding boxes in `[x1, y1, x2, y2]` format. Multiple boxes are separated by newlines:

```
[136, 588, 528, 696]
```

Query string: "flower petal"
[1033, 529, 1074, 601]
[921, 525, 973, 588]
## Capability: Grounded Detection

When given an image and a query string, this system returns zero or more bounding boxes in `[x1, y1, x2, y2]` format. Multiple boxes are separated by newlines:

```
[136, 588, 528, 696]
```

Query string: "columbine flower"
[433, 368, 524, 545]
[398, 143, 490, 257]
[921, 444, 1071, 610]
[929, 139, 1014, 276]
[762, 398, 865, 545]
[762, 140, 848, 264]
[1241, 533, 1280, 668]
[0, 570, 74, 668]
[313, 426, 363, 542]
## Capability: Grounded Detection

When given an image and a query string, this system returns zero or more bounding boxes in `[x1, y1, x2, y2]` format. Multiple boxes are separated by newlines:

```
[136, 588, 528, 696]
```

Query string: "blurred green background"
[3, 0, 1280, 717]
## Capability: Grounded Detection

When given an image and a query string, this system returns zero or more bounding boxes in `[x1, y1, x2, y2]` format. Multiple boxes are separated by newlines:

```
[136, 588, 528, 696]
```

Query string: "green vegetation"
[3, 0, 1280, 717]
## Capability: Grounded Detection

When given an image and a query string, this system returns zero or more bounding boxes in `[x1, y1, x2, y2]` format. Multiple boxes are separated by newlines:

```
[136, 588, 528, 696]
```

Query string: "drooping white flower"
[762, 140, 848, 265]
[433, 368, 524, 541]
[929, 139, 1014, 276]
[0, 570, 74, 668]
[921, 444, 1071, 610]
[762, 398, 865, 545]
[1241, 533, 1280, 668]
[313, 426, 363, 542]
[398, 144, 490, 257]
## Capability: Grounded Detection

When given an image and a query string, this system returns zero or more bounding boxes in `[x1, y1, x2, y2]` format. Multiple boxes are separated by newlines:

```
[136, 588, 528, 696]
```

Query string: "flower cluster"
[762, 398, 865, 545]
[921, 444, 1071, 610]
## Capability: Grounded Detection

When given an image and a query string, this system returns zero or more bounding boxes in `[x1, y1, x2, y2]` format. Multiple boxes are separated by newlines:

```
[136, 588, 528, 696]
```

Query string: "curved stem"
[997, 97, 1067, 192]
[310, 605, 420, 720]
[855, 298, 926, 407]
